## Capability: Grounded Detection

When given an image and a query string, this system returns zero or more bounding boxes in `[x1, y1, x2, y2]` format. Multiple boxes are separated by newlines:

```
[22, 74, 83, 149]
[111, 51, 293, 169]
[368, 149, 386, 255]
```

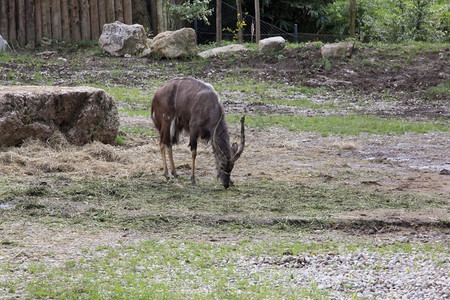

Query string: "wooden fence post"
[51, 0, 62, 40]
[114, 0, 124, 22]
[98, 0, 107, 33]
[35, 0, 43, 43]
[42, 0, 51, 40]
[0, 1, 8, 40]
[17, 0, 26, 46]
[90, 0, 100, 39]
[69, 0, 81, 41]
[8, 0, 17, 45]
[61, 0, 70, 41]
[80, 0, 91, 40]
[106, 0, 115, 23]
[25, 0, 36, 47]
[123, 0, 132, 25]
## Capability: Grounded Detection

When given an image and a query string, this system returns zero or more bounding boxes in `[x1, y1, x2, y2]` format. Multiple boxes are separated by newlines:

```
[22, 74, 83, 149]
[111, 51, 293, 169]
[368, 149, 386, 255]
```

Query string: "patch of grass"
[119, 109, 151, 117]
[426, 80, 450, 99]
[227, 114, 449, 136]
[119, 125, 158, 136]
[92, 85, 153, 108]
[15, 234, 447, 299]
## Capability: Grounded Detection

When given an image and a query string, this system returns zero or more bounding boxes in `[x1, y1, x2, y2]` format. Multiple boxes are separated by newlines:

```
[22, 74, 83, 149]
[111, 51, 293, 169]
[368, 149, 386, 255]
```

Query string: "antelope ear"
[231, 142, 238, 154]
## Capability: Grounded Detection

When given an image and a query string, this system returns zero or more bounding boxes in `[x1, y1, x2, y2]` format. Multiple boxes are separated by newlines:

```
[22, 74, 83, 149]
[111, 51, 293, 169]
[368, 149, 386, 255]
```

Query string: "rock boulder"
[258, 37, 286, 53]
[0, 86, 119, 147]
[321, 41, 355, 59]
[198, 44, 249, 58]
[143, 28, 196, 58]
[98, 21, 147, 56]
[0, 35, 11, 52]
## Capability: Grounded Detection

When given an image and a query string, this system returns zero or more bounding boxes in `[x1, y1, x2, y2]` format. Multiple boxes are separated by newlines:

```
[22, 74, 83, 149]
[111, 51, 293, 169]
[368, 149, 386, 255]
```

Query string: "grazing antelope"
[151, 77, 245, 188]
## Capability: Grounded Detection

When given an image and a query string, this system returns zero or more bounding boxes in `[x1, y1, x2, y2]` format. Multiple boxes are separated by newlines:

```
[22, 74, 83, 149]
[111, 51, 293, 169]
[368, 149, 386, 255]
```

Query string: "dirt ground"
[0, 43, 449, 233]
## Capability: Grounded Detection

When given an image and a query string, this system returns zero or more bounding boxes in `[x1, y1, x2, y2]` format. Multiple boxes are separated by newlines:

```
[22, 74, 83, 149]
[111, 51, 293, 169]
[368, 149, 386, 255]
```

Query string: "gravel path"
[238, 250, 449, 299]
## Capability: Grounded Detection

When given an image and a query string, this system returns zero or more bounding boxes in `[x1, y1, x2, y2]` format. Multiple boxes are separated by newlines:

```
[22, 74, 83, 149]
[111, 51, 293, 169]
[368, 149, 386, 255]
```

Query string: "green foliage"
[165, 0, 213, 25]
[321, 0, 449, 43]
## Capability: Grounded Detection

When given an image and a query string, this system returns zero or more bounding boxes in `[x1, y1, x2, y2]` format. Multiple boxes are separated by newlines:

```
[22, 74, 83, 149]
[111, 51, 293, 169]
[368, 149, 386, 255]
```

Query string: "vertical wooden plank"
[51, 0, 62, 40]
[17, 0, 26, 46]
[8, 0, 16, 45]
[106, 0, 115, 23]
[42, 0, 51, 40]
[98, 0, 106, 30]
[35, 0, 43, 43]
[80, 0, 90, 40]
[69, 0, 81, 41]
[25, 0, 36, 46]
[123, 0, 132, 25]
[90, 0, 100, 39]
[0, 0, 8, 40]
[216, 0, 222, 45]
[114, 0, 123, 22]
[61, 0, 70, 41]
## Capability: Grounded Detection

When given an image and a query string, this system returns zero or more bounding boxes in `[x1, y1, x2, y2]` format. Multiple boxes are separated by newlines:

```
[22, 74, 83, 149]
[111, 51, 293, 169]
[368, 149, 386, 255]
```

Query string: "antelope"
[151, 77, 245, 188]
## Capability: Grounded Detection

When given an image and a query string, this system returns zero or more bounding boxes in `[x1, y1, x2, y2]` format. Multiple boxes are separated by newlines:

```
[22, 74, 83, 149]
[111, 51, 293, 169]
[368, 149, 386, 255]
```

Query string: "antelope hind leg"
[167, 146, 178, 178]
[191, 149, 197, 185]
[160, 143, 171, 180]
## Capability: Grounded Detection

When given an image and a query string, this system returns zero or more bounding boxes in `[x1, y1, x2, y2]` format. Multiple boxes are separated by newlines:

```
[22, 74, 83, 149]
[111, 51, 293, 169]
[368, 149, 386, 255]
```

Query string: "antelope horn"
[230, 115, 245, 163]
[212, 114, 228, 163]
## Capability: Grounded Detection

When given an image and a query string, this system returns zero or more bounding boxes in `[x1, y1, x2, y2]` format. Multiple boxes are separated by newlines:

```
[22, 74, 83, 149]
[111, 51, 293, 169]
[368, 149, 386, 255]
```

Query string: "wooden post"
[35, 0, 43, 43]
[61, 0, 70, 41]
[90, 0, 100, 39]
[123, 0, 132, 25]
[51, 0, 62, 40]
[98, 0, 107, 33]
[254, 0, 260, 43]
[216, 0, 222, 45]
[25, 0, 36, 47]
[150, 0, 158, 34]
[114, 0, 124, 22]
[17, 0, 26, 46]
[0, 1, 8, 40]
[42, 0, 51, 40]
[80, 0, 91, 40]
[69, 0, 81, 41]
[8, 0, 17, 45]
[106, 0, 115, 23]
[349, 0, 356, 38]
[236, 0, 243, 43]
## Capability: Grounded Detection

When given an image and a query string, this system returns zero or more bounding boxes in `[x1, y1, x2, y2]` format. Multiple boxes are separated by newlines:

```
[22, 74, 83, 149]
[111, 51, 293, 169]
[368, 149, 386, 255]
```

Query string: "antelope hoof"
[191, 177, 196, 185]
[172, 172, 178, 178]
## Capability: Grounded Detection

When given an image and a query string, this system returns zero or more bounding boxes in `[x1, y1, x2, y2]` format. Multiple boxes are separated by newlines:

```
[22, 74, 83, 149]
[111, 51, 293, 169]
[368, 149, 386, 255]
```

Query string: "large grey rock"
[198, 44, 249, 58]
[321, 41, 355, 58]
[143, 28, 196, 58]
[258, 36, 286, 53]
[0, 86, 119, 147]
[0, 35, 11, 52]
[98, 21, 147, 57]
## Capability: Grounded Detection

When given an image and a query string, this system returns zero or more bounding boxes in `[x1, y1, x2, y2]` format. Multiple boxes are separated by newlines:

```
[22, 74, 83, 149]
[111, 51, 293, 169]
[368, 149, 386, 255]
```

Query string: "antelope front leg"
[191, 149, 197, 185]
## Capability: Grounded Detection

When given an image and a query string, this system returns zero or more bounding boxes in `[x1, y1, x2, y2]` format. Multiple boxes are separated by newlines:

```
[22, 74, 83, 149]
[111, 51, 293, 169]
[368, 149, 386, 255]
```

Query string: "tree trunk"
[349, 0, 356, 38]
[216, 0, 222, 45]
[254, 0, 260, 43]
[236, 0, 243, 43]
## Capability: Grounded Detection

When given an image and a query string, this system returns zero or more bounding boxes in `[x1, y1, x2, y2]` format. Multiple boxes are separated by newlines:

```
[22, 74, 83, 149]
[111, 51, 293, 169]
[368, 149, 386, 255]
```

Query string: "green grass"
[227, 114, 449, 136]
[92, 85, 153, 108]
[1, 233, 444, 299]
